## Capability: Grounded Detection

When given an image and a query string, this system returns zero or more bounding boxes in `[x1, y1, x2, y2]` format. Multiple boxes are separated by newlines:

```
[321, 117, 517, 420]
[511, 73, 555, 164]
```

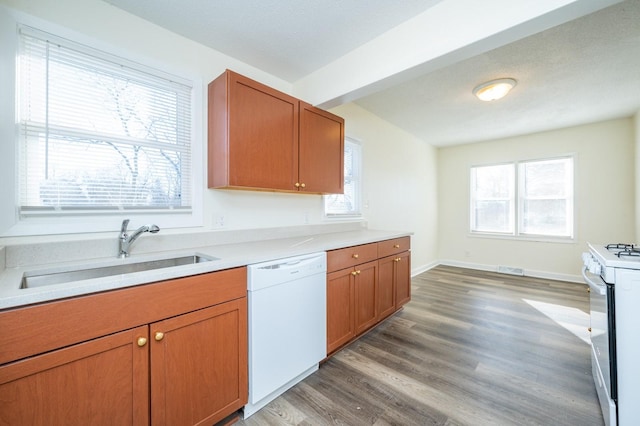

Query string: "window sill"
[468, 231, 576, 244]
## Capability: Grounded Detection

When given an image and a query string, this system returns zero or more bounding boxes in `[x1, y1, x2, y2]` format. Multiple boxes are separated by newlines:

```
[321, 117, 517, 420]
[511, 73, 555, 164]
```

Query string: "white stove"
[582, 243, 640, 426]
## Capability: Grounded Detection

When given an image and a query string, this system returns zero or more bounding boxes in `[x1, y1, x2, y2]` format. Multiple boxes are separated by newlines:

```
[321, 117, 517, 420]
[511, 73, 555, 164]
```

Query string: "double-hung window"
[15, 25, 196, 233]
[324, 137, 362, 216]
[470, 156, 574, 239]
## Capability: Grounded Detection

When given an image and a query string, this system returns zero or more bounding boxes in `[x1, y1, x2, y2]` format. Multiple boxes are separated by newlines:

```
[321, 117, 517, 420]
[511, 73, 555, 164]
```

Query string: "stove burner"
[617, 249, 640, 258]
[606, 243, 635, 250]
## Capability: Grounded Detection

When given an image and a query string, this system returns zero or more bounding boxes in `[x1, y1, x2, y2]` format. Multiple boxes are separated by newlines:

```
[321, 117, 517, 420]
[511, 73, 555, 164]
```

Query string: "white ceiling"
[105, 0, 640, 147]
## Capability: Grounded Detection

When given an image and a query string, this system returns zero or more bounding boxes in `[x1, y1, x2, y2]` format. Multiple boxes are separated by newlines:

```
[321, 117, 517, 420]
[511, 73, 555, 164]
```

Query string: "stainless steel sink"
[21, 254, 218, 289]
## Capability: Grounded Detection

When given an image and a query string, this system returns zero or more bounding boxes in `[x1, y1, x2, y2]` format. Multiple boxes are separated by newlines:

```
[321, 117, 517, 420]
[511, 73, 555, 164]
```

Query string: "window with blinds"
[17, 25, 193, 216]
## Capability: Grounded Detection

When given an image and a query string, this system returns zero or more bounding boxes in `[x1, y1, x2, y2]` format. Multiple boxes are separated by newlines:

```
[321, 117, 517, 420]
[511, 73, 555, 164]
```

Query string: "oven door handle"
[582, 266, 607, 296]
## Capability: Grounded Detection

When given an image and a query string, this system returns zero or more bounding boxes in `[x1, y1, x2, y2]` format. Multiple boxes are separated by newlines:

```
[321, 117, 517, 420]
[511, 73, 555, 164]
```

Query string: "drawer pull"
[137, 337, 147, 347]
[356, 270, 361, 275]
[154, 332, 165, 341]
[352, 254, 359, 259]
[295, 182, 300, 188]
[351, 271, 357, 276]
[394, 244, 400, 248]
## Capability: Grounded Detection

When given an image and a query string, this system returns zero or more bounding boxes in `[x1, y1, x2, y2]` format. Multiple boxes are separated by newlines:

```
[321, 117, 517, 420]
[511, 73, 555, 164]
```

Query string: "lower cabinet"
[354, 261, 379, 335]
[326, 260, 378, 354]
[394, 251, 411, 309]
[0, 268, 248, 426]
[326, 237, 411, 356]
[0, 326, 149, 426]
[326, 267, 355, 354]
[151, 298, 247, 426]
[379, 250, 412, 316]
[377, 255, 397, 320]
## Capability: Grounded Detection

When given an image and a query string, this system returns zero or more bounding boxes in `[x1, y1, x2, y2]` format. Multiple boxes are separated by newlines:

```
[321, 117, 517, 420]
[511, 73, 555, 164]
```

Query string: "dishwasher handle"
[248, 252, 327, 290]
[256, 254, 323, 271]
[582, 266, 606, 296]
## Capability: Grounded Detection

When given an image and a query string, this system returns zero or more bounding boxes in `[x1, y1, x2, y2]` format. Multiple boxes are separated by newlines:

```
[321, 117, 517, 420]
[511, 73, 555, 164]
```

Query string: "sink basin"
[21, 254, 218, 289]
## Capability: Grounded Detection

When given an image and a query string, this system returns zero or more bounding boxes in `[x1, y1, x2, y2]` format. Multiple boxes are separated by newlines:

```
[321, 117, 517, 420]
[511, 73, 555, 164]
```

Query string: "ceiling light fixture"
[473, 78, 517, 101]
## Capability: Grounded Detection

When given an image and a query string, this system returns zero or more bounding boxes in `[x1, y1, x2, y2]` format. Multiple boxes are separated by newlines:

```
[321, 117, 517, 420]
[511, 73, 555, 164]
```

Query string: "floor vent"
[497, 266, 524, 276]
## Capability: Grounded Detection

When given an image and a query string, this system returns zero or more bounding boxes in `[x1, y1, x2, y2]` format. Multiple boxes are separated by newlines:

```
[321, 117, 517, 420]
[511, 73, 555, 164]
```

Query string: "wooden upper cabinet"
[208, 70, 344, 194]
[299, 102, 344, 194]
[209, 70, 299, 191]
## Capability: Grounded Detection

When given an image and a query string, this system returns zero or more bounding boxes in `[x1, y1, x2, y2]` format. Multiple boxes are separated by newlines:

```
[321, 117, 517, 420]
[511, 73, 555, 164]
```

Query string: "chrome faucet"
[118, 219, 160, 258]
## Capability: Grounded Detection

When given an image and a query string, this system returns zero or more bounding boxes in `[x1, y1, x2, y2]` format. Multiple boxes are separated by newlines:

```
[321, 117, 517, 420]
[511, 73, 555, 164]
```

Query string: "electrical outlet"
[213, 215, 225, 229]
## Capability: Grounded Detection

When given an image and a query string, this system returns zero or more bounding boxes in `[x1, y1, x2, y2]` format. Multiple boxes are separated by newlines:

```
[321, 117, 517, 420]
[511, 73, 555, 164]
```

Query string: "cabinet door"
[395, 251, 412, 308]
[150, 298, 248, 426]
[354, 260, 378, 335]
[299, 102, 344, 194]
[210, 70, 299, 191]
[0, 326, 149, 426]
[377, 255, 397, 320]
[327, 268, 355, 354]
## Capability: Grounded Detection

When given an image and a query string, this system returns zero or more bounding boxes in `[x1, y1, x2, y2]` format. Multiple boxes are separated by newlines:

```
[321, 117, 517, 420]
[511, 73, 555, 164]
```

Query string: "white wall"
[329, 103, 439, 273]
[0, 0, 438, 275]
[635, 112, 640, 243]
[0, 0, 305, 241]
[438, 117, 636, 281]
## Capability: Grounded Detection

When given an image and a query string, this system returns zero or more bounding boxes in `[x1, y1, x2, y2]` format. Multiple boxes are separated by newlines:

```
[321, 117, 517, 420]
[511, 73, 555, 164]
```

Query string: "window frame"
[469, 162, 515, 234]
[324, 137, 362, 218]
[0, 13, 203, 237]
[469, 155, 575, 241]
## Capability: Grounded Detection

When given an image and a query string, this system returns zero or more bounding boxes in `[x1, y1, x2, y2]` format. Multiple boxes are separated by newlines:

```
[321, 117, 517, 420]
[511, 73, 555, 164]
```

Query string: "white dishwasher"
[244, 251, 327, 418]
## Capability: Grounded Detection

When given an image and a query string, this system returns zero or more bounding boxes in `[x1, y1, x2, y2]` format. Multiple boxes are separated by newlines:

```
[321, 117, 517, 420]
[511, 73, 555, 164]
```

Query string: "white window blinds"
[17, 25, 192, 216]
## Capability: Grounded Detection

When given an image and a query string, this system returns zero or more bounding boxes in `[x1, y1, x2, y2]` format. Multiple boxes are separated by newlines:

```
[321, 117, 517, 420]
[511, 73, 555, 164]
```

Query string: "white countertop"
[0, 228, 410, 310]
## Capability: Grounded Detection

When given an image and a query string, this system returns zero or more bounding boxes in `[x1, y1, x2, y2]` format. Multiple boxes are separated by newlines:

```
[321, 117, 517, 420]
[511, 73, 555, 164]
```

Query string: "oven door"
[583, 267, 616, 399]
[583, 266, 617, 426]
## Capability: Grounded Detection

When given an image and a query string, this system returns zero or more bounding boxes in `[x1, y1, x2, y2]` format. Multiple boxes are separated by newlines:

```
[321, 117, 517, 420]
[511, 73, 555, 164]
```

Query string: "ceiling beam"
[293, 0, 622, 109]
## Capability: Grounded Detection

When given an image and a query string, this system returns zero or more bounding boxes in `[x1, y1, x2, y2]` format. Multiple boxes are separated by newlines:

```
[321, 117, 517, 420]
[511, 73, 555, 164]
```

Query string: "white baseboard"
[411, 261, 439, 277]
[432, 259, 583, 283]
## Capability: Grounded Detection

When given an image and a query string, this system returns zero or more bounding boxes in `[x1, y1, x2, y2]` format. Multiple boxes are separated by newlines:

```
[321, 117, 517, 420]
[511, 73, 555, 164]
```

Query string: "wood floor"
[238, 265, 604, 426]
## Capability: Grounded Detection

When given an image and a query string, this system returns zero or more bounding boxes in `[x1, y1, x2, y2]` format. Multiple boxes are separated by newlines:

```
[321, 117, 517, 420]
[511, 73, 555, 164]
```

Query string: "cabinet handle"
[295, 182, 300, 188]
[300, 183, 306, 188]
[356, 270, 361, 275]
[154, 332, 165, 341]
[395, 257, 401, 262]
[352, 254, 359, 259]
[587, 288, 590, 293]
[351, 271, 357, 276]
[137, 337, 147, 347]
[394, 244, 400, 248]
[588, 327, 592, 332]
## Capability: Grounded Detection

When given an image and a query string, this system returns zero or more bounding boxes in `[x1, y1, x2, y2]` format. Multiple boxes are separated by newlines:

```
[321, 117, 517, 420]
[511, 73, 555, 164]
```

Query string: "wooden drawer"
[0, 267, 247, 366]
[377, 236, 411, 258]
[327, 242, 378, 272]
